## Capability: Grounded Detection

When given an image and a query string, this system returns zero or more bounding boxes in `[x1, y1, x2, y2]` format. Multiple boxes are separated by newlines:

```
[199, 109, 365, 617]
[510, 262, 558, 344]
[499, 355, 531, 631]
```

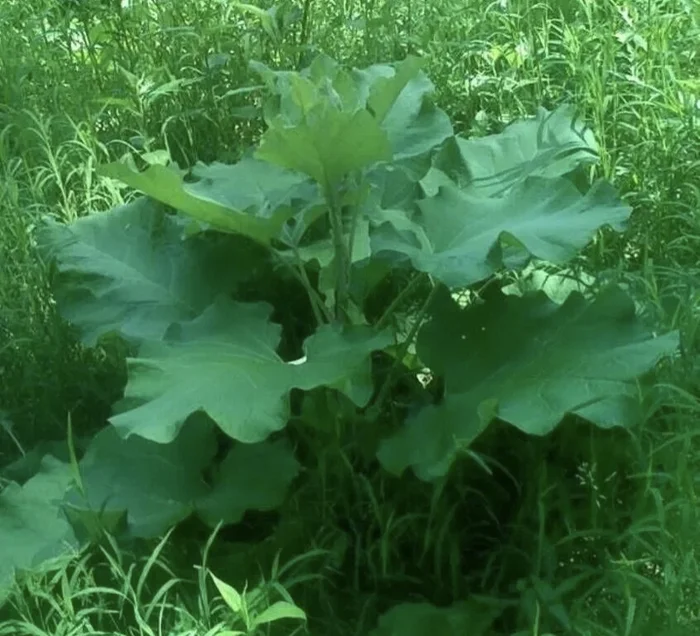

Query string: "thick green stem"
[325, 182, 350, 322]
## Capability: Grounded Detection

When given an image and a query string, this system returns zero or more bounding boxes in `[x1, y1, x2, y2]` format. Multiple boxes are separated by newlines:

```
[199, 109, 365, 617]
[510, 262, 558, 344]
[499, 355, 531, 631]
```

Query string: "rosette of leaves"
[6, 53, 676, 590]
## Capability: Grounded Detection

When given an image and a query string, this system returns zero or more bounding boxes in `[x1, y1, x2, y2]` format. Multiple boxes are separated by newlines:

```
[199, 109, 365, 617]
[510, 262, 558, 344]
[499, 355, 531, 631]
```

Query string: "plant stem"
[368, 280, 439, 422]
[295, 258, 331, 325]
[325, 182, 350, 322]
[375, 272, 427, 330]
[274, 249, 332, 325]
[297, 0, 313, 69]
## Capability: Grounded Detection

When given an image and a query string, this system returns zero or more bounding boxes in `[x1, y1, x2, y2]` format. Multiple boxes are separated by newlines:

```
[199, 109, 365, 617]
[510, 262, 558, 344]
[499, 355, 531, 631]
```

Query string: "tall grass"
[0, 0, 699, 633]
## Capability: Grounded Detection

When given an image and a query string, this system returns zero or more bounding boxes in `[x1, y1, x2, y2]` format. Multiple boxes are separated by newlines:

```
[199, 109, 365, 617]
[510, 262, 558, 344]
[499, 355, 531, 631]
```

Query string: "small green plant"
[0, 53, 679, 624]
[210, 571, 306, 635]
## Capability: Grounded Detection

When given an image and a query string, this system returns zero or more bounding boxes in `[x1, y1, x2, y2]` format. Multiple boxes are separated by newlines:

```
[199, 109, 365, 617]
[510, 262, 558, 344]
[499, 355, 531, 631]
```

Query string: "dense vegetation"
[1, 0, 699, 634]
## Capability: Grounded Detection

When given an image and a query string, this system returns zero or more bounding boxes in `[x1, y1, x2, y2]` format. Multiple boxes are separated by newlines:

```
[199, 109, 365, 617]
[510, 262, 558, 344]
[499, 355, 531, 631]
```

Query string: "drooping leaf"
[378, 286, 678, 480]
[372, 177, 630, 289]
[110, 299, 391, 444]
[367, 163, 424, 209]
[0, 457, 78, 603]
[110, 299, 287, 444]
[38, 199, 252, 345]
[196, 438, 301, 526]
[99, 155, 314, 244]
[370, 207, 431, 252]
[186, 157, 320, 218]
[63, 415, 216, 538]
[435, 104, 599, 196]
[418, 164, 456, 197]
[62, 415, 299, 538]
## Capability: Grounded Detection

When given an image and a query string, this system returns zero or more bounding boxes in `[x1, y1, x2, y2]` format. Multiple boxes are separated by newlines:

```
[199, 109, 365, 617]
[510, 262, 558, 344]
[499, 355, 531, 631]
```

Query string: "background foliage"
[1, 0, 699, 634]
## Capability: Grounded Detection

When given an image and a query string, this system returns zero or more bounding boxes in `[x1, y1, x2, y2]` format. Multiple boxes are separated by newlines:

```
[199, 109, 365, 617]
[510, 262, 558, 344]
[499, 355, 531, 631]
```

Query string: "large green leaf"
[196, 439, 300, 526]
[360, 58, 453, 178]
[38, 199, 249, 345]
[379, 83, 453, 179]
[63, 416, 215, 538]
[63, 415, 300, 538]
[0, 457, 78, 603]
[366, 56, 426, 124]
[435, 104, 599, 196]
[99, 155, 314, 243]
[369, 600, 500, 636]
[372, 177, 630, 288]
[378, 286, 679, 480]
[298, 320, 386, 404]
[110, 299, 391, 443]
[186, 156, 320, 217]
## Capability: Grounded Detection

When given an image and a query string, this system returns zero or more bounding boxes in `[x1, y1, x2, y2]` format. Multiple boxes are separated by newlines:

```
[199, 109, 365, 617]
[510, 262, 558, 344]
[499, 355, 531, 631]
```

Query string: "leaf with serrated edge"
[436, 104, 599, 196]
[61, 415, 300, 538]
[110, 299, 391, 444]
[37, 199, 249, 345]
[372, 177, 630, 289]
[377, 286, 678, 480]
[0, 457, 78, 602]
[63, 415, 216, 538]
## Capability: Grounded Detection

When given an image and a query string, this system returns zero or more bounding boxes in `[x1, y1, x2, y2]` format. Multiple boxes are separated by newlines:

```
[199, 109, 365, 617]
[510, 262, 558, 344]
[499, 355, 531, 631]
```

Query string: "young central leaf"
[256, 104, 392, 187]
[110, 299, 391, 444]
[377, 286, 679, 480]
[253, 54, 451, 187]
